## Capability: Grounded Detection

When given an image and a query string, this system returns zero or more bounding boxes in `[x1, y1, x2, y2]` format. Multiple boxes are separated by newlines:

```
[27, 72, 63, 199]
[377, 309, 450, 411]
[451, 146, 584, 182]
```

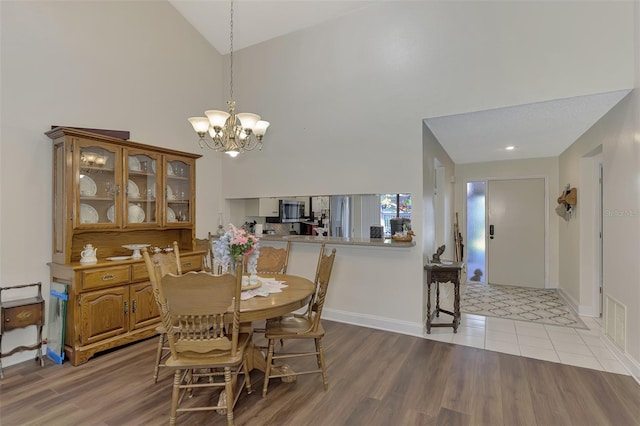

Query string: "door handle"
[489, 224, 494, 239]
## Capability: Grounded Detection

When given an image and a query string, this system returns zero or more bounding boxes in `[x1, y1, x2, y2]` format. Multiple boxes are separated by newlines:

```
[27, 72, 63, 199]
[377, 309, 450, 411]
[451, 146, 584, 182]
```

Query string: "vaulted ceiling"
[169, 1, 631, 164]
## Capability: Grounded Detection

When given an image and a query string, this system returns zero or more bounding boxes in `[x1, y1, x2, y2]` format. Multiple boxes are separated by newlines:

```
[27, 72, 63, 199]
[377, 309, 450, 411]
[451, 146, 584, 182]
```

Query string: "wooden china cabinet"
[46, 127, 204, 366]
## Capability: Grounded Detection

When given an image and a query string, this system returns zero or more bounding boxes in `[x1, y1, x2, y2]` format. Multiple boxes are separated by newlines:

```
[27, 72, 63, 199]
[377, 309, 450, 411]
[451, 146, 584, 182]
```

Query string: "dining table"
[238, 274, 315, 374]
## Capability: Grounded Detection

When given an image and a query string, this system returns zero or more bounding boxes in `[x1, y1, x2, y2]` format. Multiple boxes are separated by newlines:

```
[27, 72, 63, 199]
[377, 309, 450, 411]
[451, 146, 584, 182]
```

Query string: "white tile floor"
[426, 289, 630, 375]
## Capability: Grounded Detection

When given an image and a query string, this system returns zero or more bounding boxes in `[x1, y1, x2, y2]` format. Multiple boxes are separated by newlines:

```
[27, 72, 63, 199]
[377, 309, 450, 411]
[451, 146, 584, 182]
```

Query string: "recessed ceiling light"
[505, 146, 515, 151]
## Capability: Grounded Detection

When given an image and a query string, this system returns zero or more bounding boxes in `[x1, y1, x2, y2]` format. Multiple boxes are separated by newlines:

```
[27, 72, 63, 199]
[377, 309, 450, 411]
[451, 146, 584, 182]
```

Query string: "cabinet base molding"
[66, 323, 159, 366]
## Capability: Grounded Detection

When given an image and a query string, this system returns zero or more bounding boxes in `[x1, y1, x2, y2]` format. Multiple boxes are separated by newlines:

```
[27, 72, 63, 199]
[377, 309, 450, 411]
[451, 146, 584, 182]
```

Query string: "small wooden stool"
[0, 282, 45, 378]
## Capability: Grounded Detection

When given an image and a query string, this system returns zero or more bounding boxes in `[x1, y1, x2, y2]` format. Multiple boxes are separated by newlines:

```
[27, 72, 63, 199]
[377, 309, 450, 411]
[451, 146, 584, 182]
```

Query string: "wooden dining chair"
[262, 245, 336, 398]
[251, 241, 292, 336]
[195, 237, 211, 272]
[157, 263, 252, 426]
[253, 241, 291, 274]
[207, 231, 222, 274]
[142, 242, 182, 383]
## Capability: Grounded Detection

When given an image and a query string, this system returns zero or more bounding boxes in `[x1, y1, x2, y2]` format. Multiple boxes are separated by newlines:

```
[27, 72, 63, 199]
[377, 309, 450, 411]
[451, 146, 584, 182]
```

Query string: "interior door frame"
[579, 149, 603, 317]
[464, 175, 549, 288]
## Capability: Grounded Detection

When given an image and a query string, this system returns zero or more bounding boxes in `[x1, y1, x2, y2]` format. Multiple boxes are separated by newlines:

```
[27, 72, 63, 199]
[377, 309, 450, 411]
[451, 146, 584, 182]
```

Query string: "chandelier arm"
[244, 137, 264, 152]
[201, 136, 219, 150]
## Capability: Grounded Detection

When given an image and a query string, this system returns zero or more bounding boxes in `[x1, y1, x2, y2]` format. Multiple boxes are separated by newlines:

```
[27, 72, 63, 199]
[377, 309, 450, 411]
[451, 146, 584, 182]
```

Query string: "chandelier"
[188, 0, 269, 157]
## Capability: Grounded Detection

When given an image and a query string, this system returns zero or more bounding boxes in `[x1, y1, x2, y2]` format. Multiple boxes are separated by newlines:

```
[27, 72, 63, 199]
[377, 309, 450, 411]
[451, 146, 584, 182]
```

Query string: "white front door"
[487, 178, 546, 288]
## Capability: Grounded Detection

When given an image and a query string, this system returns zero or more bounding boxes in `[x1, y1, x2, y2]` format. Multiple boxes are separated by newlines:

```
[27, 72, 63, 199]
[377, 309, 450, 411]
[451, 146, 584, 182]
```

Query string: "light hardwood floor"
[1, 320, 638, 425]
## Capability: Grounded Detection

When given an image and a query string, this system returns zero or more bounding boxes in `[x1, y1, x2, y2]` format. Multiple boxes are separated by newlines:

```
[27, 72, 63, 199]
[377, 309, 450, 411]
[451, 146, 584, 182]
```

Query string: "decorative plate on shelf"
[127, 179, 140, 199]
[167, 207, 177, 223]
[166, 185, 175, 200]
[79, 175, 97, 197]
[151, 159, 156, 173]
[79, 203, 99, 224]
[167, 163, 174, 176]
[107, 256, 131, 261]
[128, 203, 145, 223]
[128, 156, 141, 171]
[107, 204, 115, 223]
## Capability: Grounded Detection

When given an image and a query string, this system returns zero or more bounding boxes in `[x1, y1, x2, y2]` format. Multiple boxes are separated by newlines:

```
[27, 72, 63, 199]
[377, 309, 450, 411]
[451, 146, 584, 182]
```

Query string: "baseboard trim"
[323, 308, 424, 338]
[557, 288, 582, 314]
[557, 287, 600, 318]
[600, 329, 640, 384]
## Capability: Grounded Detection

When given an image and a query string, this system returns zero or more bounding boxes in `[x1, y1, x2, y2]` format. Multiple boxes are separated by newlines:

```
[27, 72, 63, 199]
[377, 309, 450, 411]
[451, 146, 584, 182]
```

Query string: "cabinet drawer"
[82, 266, 131, 290]
[131, 262, 150, 282]
[180, 254, 202, 273]
[1, 300, 44, 331]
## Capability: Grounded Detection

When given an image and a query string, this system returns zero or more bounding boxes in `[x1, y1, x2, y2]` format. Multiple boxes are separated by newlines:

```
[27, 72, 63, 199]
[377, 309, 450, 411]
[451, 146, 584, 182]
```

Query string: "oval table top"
[239, 274, 315, 323]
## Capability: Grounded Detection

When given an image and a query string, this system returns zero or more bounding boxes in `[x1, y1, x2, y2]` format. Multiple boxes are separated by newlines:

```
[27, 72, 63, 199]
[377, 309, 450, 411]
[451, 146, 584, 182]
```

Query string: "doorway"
[466, 178, 546, 288]
[580, 150, 604, 318]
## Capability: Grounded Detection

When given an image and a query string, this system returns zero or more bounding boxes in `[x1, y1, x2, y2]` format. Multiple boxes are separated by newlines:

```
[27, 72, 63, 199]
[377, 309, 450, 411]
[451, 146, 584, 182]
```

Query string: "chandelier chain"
[229, 0, 234, 101]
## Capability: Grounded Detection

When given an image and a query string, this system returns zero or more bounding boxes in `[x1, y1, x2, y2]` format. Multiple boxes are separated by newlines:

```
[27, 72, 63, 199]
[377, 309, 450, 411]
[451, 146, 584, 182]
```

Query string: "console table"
[424, 262, 463, 333]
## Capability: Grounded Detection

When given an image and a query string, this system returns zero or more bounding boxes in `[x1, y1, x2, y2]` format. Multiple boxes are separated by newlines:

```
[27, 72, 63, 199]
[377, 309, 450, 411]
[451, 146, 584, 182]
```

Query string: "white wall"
[559, 90, 640, 371]
[0, 0, 225, 367]
[556, 1, 640, 375]
[214, 1, 632, 338]
[221, 1, 633, 199]
[423, 123, 456, 262]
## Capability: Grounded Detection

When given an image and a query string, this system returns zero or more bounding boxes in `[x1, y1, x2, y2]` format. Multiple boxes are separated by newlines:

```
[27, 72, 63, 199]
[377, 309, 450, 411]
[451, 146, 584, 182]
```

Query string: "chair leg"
[224, 367, 234, 426]
[153, 332, 165, 383]
[170, 369, 181, 426]
[243, 352, 253, 394]
[262, 339, 275, 398]
[186, 370, 194, 397]
[316, 338, 328, 391]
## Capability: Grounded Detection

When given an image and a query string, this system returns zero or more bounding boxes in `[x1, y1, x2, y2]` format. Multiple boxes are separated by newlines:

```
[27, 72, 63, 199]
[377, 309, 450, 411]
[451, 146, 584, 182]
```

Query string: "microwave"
[267, 199, 305, 223]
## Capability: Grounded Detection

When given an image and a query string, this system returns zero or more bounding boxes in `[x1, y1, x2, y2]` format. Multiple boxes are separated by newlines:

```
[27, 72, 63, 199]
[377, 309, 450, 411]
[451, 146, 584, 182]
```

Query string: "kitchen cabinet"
[45, 127, 204, 365]
[247, 197, 279, 217]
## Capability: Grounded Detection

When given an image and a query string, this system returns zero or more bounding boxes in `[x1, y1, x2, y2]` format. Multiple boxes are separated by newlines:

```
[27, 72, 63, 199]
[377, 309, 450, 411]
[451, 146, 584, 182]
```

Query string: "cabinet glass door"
[165, 158, 192, 225]
[125, 151, 160, 226]
[77, 142, 119, 227]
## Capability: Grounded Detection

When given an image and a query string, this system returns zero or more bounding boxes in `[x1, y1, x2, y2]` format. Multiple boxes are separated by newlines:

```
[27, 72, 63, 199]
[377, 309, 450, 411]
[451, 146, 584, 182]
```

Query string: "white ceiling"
[169, 1, 631, 164]
[424, 90, 630, 164]
[169, 0, 375, 54]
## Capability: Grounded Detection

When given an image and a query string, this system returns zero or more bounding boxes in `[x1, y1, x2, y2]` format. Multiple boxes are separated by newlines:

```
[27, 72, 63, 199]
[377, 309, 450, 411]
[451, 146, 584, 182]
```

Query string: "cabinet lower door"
[80, 286, 128, 345]
[129, 282, 160, 330]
